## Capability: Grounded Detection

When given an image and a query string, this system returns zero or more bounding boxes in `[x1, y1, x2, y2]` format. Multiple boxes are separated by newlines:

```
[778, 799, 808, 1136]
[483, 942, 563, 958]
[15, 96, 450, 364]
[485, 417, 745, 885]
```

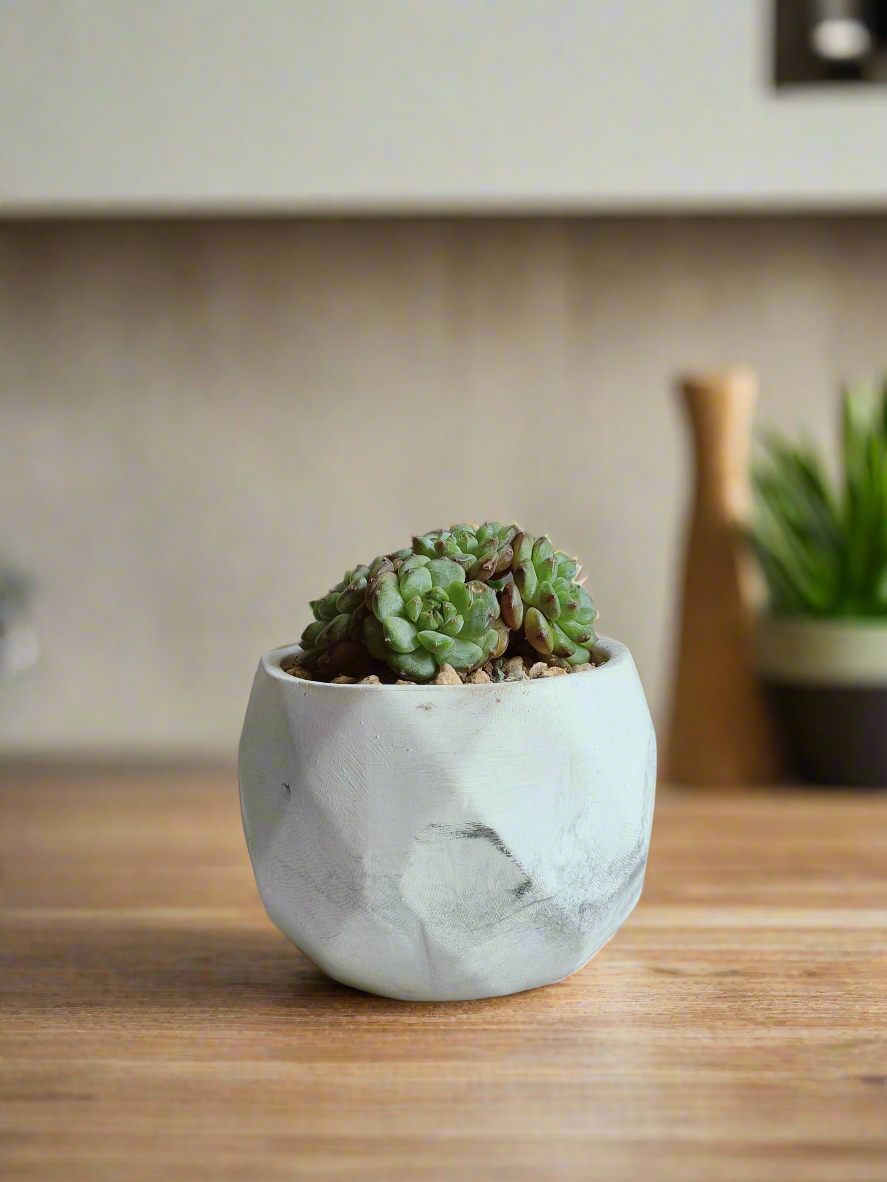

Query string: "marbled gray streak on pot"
[239, 637, 656, 1001]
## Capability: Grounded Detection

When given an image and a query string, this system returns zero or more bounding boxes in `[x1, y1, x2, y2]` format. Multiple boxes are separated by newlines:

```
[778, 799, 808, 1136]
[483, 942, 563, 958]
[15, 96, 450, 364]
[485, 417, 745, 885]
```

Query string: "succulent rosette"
[412, 522, 518, 582]
[295, 521, 600, 682]
[363, 554, 505, 681]
[299, 553, 410, 673]
[298, 566, 370, 673]
[501, 532, 599, 666]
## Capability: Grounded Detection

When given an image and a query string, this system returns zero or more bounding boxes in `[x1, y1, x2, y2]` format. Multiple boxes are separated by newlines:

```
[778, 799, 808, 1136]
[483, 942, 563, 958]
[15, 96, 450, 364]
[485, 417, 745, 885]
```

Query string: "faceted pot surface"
[238, 637, 656, 1001]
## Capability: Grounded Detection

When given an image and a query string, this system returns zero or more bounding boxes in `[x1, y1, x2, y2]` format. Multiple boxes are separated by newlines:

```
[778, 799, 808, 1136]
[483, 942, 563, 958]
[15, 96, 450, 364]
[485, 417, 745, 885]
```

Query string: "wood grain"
[1, 768, 886, 1181]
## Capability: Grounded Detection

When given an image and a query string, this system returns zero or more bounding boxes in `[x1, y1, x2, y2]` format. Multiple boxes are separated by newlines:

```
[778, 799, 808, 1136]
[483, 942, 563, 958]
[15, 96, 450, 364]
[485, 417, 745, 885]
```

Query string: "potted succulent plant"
[239, 523, 656, 1001]
[751, 379, 887, 787]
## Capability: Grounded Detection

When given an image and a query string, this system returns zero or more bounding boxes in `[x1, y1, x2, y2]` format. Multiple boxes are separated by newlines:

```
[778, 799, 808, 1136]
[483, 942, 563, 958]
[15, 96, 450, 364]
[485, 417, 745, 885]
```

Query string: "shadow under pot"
[758, 617, 887, 788]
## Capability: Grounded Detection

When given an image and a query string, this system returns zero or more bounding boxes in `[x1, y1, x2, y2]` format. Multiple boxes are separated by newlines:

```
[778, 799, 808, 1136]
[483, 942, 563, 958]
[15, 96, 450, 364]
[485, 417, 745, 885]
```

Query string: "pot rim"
[757, 613, 887, 686]
[260, 635, 626, 690]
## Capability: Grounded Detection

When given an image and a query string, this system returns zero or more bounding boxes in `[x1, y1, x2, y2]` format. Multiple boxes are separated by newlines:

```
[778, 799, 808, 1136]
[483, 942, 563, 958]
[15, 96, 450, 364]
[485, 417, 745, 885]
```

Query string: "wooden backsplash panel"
[2, 217, 886, 755]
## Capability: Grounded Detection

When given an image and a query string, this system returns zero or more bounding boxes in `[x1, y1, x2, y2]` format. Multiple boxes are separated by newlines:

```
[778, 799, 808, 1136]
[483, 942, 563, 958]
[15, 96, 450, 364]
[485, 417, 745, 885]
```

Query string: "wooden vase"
[667, 369, 785, 786]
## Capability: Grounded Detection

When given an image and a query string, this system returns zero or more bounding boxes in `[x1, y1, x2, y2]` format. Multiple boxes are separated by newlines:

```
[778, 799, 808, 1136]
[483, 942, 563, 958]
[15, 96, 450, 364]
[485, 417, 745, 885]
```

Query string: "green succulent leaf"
[500, 581, 524, 630]
[537, 556, 557, 583]
[488, 618, 511, 659]
[445, 582, 472, 614]
[461, 591, 496, 636]
[537, 580, 561, 621]
[399, 554, 430, 577]
[314, 591, 341, 621]
[555, 555, 579, 581]
[413, 531, 461, 560]
[559, 617, 597, 645]
[445, 638, 485, 669]
[515, 560, 538, 602]
[525, 607, 554, 655]
[335, 573, 368, 614]
[550, 622, 577, 658]
[439, 614, 464, 637]
[427, 557, 466, 589]
[300, 619, 326, 648]
[370, 571, 405, 622]
[417, 630, 455, 659]
[512, 531, 533, 566]
[383, 616, 419, 653]
[362, 615, 387, 661]
[575, 585, 598, 622]
[316, 613, 351, 648]
[387, 648, 437, 681]
[400, 564, 432, 600]
[532, 536, 553, 565]
[404, 595, 423, 623]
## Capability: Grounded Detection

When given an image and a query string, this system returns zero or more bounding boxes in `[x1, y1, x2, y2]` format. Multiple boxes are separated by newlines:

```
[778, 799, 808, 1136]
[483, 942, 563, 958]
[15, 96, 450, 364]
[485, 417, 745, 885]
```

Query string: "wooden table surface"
[2, 768, 886, 1182]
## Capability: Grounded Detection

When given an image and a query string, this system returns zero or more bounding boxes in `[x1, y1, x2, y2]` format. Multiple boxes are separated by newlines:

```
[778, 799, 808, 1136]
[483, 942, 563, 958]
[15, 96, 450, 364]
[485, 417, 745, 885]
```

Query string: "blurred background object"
[667, 370, 786, 787]
[776, 0, 887, 84]
[0, 562, 38, 680]
[753, 378, 887, 784]
[4, 2, 887, 213]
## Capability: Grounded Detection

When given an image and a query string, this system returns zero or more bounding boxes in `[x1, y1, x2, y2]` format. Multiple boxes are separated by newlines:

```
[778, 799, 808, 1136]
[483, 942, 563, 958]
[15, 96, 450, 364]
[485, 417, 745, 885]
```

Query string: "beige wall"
[2, 217, 886, 757]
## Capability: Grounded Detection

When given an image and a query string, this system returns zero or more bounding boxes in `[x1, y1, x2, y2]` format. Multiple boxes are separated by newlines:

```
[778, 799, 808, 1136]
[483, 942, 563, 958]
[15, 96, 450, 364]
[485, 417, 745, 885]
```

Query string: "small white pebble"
[431, 663, 462, 685]
[541, 666, 567, 677]
[571, 662, 593, 673]
[395, 679, 414, 685]
[331, 675, 357, 684]
[468, 669, 492, 684]
[358, 674, 381, 684]
[528, 662, 548, 679]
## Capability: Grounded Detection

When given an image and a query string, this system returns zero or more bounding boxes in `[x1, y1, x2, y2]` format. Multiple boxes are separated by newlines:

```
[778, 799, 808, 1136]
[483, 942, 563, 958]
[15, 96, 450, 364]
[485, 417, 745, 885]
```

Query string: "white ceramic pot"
[239, 637, 656, 1001]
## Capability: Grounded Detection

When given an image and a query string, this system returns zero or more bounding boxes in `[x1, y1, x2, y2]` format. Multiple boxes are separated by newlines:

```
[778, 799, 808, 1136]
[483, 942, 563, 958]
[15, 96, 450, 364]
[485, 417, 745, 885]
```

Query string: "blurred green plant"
[751, 377, 887, 617]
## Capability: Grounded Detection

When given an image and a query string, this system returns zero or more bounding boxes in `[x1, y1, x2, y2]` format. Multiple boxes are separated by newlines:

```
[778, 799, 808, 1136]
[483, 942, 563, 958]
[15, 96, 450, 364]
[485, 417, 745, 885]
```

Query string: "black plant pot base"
[766, 681, 887, 789]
